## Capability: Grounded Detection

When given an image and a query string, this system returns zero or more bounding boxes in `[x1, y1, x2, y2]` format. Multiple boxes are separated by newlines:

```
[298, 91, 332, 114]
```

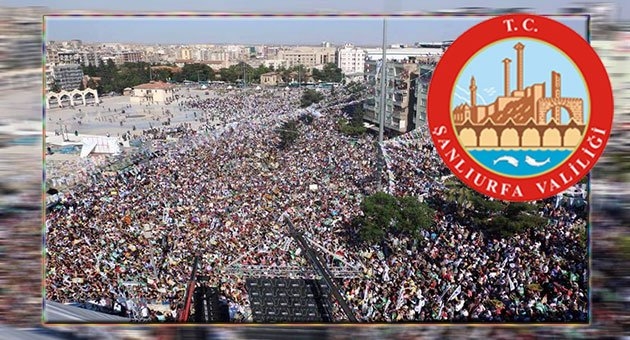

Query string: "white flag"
[448, 285, 461, 302]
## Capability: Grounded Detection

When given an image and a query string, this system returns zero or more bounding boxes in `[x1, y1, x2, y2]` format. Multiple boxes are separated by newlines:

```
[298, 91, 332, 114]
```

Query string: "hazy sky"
[45, 17, 588, 46]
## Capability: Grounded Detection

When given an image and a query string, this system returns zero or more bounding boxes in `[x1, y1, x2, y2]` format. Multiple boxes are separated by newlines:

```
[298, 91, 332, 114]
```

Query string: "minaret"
[502, 58, 511, 96]
[551, 71, 562, 123]
[514, 42, 524, 91]
[469, 76, 477, 107]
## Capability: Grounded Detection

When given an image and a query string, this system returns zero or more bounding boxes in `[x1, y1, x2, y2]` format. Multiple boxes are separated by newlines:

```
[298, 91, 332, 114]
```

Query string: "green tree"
[443, 178, 477, 215]
[172, 63, 214, 83]
[442, 178, 545, 237]
[312, 63, 343, 82]
[354, 192, 435, 244]
[481, 202, 547, 238]
[86, 78, 98, 90]
[276, 119, 300, 148]
[321, 63, 343, 83]
[396, 196, 435, 237]
[350, 105, 365, 126]
[300, 88, 324, 108]
[50, 81, 61, 93]
[219, 67, 239, 83]
[251, 64, 271, 83]
[355, 192, 399, 243]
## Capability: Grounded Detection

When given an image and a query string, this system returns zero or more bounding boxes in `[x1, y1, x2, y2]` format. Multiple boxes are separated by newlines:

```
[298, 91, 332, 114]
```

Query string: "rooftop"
[133, 81, 174, 90]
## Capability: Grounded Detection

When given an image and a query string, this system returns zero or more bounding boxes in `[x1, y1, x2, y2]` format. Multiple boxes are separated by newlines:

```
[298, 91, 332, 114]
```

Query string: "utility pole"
[378, 19, 388, 143]
[377, 18, 388, 192]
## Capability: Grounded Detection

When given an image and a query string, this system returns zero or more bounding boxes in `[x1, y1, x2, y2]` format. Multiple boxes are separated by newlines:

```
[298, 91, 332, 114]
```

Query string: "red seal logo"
[427, 14, 613, 201]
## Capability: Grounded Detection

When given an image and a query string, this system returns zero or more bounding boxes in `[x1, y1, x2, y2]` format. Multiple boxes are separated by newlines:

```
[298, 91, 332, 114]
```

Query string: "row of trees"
[352, 178, 555, 245]
[353, 192, 436, 244]
[81, 60, 343, 95]
[439, 178, 549, 238]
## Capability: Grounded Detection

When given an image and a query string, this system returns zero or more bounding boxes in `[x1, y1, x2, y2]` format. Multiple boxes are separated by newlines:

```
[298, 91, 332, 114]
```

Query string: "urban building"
[262, 59, 286, 70]
[364, 46, 443, 62]
[117, 51, 143, 64]
[363, 60, 419, 134]
[55, 50, 81, 64]
[413, 62, 437, 130]
[278, 47, 336, 68]
[80, 51, 102, 67]
[260, 72, 283, 86]
[178, 47, 192, 60]
[47, 64, 84, 91]
[336, 44, 366, 76]
[130, 81, 175, 104]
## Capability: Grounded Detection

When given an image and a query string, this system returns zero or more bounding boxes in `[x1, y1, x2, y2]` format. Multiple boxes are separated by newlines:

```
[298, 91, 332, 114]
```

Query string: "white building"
[336, 44, 366, 75]
[48, 64, 84, 91]
[364, 47, 443, 62]
[262, 59, 286, 69]
[130, 81, 175, 104]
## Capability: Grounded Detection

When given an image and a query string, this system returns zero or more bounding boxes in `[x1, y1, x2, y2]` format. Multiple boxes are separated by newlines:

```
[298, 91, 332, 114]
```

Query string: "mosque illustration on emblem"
[451, 41, 588, 177]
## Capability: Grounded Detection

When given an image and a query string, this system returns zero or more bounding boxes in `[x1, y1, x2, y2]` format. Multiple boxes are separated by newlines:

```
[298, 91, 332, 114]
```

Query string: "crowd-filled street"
[43, 86, 590, 323]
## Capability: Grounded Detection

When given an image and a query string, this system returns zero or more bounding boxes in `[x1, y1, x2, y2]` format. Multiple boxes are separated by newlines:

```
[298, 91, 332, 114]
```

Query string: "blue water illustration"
[468, 149, 573, 177]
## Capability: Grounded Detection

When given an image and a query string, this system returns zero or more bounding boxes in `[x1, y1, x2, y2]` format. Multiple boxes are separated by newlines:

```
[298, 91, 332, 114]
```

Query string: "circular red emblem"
[427, 14, 613, 201]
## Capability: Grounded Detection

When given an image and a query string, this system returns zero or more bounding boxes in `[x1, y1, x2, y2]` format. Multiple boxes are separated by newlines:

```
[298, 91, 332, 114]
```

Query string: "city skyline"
[45, 16, 588, 46]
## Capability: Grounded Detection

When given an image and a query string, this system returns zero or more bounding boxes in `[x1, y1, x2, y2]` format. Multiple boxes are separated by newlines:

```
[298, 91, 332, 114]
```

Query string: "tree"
[251, 64, 271, 83]
[50, 81, 61, 93]
[300, 89, 324, 108]
[443, 178, 482, 216]
[276, 119, 300, 148]
[312, 63, 343, 83]
[396, 196, 435, 237]
[173, 63, 214, 83]
[442, 178, 546, 237]
[86, 78, 98, 90]
[355, 192, 399, 243]
[481, 202, 547, 238]
[354, 192, 435, 244]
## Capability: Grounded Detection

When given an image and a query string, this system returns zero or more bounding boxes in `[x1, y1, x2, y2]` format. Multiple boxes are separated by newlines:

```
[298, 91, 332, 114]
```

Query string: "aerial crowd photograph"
[41, 14, 599, 326]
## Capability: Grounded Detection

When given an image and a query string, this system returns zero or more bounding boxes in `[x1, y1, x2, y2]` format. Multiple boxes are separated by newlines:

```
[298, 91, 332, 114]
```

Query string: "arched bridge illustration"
[455, 118, 586, 148]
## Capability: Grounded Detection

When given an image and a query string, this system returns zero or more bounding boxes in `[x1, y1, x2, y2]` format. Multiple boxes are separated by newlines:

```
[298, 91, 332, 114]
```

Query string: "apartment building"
[413, 62, 437, 130]
[117, 51, 143, 64]
[48, 64, 84, 91]
[363, 60, 419, 134]
[278, 47, 336, 68]
[364, 47, 443, 62]
[336, 44, 366, 76]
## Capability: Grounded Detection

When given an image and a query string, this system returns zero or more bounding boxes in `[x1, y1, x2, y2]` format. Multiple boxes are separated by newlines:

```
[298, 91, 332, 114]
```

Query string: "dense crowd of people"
[335, 131, 589, 322]
[43, 86, 612, 328]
